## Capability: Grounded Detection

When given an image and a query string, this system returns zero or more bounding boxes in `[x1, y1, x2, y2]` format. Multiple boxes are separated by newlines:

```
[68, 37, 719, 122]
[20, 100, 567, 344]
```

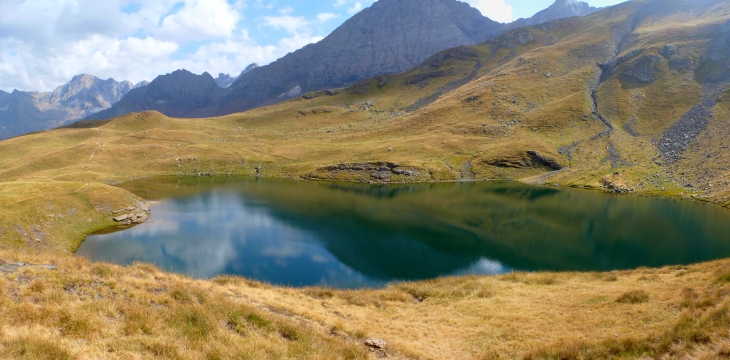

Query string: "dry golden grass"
[1, 249, 730, 359]
[0, 1, 729, 359]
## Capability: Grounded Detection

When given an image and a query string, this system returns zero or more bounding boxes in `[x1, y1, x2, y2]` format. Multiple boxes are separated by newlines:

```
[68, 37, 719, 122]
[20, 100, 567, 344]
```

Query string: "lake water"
[77, 177, 730, 288]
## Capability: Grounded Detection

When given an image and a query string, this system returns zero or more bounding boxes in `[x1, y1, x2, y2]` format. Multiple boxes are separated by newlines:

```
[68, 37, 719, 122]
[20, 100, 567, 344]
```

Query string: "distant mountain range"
[1, 0, 601, 139]
[0, 75, 147, 140]
[89, 0, 601, 122]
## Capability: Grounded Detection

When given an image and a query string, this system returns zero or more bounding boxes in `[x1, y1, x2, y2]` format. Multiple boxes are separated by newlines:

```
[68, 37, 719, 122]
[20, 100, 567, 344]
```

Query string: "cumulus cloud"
[157, 0, 241, 41]
[347, 2, 364, 14]
[317, 13, 340, 22]
[0, 0, 329, 92]
[462, 0, 514, 23]
[262, 15, 310, 34]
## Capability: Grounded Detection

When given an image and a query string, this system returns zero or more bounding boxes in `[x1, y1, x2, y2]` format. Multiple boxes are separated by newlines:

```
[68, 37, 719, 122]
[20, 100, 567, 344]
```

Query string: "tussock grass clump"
[501, 272, 561, 285]
[717, 272, 730, 283]
[616, 290, 650, 304]
[169, 306, 215, 340]
[1, 337, 73, 360]
[90, 264, 114, 278]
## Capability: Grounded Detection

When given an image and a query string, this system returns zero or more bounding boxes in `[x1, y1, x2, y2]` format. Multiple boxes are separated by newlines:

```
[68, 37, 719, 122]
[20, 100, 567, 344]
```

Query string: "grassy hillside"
[1, 0, 730, 358]
[2, 248, 730, 359]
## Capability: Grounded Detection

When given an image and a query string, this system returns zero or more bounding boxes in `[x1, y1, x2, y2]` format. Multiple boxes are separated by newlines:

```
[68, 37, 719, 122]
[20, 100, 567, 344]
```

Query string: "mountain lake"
[76, 177, 730, 288]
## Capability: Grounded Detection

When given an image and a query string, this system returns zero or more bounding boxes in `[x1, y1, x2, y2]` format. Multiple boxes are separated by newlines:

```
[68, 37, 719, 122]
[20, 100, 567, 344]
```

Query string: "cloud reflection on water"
[78, 177, 730, 288]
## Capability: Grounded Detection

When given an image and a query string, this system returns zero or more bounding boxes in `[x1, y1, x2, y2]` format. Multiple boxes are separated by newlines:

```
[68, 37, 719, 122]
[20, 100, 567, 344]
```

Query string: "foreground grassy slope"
[0, 0, 730, 358]
[2, 249, 730, 359]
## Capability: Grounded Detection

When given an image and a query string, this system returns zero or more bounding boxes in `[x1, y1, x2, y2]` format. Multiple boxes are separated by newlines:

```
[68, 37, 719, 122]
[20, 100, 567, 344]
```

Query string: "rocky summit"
[509, 0, 601, 28]
[0, 74, 144, 140]
[87, 0, 601, 122]
[214, 63, 259, 88]
[87, 70, 227, 120]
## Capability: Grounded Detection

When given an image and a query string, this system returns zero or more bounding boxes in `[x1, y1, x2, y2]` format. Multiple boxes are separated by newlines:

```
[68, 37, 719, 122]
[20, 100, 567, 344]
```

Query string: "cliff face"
[218, 0, 502, 114]
[0, 75, 142, 140]
[86, 0, 606, 122]
[90, 0, 505, 120]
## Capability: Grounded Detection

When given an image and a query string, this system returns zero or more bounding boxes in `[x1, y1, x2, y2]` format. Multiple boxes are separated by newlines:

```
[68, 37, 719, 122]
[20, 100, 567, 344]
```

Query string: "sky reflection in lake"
[77, 177, 730, 288]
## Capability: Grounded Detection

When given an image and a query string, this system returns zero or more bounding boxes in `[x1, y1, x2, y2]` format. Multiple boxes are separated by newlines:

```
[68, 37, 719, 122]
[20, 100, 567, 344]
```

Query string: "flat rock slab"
[364, 338, 387, 350]
[0, 262, 58, 274]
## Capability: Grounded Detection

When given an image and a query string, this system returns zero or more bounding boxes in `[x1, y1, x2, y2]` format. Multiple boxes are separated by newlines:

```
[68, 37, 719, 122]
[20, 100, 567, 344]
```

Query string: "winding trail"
[84, 129, 103, 169]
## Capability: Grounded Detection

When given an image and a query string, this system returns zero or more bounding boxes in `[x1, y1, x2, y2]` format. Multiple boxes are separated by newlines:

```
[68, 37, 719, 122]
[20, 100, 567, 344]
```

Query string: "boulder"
[364, 338, 387, 350]
[113, 214, 131, 222]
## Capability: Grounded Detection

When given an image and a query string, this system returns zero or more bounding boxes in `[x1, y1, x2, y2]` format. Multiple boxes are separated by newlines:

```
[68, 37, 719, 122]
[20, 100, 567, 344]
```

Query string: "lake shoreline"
[78, 176, 730, 288]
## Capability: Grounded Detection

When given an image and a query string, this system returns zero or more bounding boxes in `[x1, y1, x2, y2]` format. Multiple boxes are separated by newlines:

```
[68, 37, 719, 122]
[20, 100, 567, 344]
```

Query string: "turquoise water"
[76, 177, 730, 288]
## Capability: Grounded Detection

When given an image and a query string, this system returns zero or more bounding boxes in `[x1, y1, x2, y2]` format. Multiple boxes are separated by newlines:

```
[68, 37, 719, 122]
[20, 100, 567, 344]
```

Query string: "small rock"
[113, 214, 131, 222]
[365, 338, 387, 350]
[0, 263, 58, 274]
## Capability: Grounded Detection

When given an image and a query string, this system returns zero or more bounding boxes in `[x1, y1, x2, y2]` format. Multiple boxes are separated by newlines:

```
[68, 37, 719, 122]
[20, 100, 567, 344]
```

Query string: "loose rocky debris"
[659, 81, 729, 164]
[0, 262, 57, 274]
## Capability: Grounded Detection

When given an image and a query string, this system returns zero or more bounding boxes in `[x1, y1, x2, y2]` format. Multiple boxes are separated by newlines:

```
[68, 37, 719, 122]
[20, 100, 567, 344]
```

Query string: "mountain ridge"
[0, 74, 146, 140]
[88, 0, 601, 122]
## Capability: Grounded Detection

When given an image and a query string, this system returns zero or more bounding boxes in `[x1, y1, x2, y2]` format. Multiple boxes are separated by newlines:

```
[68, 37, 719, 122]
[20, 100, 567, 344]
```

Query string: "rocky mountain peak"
[87, 0, 608, 121]
[87, 69, 228, 120]
[0, 74, 139, 140]
[509, 0, 600, 28]
[216, 63, 262, 88]
[244, 63, 259, 72]
[217, 0, 504, 114]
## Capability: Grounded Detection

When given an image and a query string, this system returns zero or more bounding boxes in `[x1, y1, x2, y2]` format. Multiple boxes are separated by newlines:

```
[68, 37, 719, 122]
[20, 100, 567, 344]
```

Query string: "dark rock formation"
[527, 151, 564, 170]
[87, 70, 228, 120]
[0, 74, 143, 140]
[618, 54, 663, 84]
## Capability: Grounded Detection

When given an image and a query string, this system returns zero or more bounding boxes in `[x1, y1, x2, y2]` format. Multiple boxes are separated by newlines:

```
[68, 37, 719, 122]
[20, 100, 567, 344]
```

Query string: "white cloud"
[462, 0, 513, 23]
[0, 0, 334, 92]
[333, 0, 348, 7]
[157, 0, 241, 41]
[347, 2, 363, 14]
[262, 15, 310, 34]
[317, 13, 339, 22]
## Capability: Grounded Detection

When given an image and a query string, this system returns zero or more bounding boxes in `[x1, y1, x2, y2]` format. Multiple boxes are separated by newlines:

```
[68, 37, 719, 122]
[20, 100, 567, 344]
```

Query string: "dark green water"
[76, 177, 730, 288]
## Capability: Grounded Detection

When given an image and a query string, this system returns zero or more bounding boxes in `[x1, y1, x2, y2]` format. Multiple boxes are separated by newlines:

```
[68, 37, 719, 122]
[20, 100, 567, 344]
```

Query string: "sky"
[0, 0, 627, 93]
